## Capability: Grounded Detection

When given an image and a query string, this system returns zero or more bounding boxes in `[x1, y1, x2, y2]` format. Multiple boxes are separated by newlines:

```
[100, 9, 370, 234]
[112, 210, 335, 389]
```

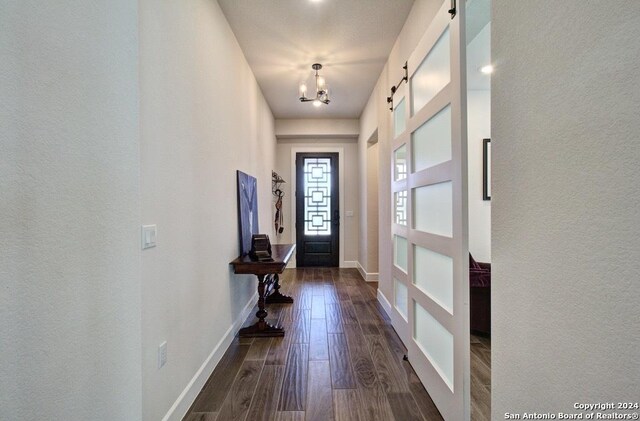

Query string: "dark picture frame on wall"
[483, 138, 491, 201]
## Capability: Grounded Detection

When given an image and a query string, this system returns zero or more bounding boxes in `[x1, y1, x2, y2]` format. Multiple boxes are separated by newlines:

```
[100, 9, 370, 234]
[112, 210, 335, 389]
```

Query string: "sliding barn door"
[390, 2, 469, 419]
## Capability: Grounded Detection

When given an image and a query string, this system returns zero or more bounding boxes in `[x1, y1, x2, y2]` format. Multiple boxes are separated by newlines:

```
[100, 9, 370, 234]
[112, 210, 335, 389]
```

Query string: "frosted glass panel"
[303, 157, 332, 235]
[412, 105, 452, 172]
[394, 145, 408, 181]
[394, 191, 407, 226]
[394, 279, 408, 321]
[394, 98, 406, 137]
[414, 246, 453, 313]
[414, 181, 453, 237]
[414, 301, 454, 390]
[394, 235, 408, 272]
[411, 27, 450, 114]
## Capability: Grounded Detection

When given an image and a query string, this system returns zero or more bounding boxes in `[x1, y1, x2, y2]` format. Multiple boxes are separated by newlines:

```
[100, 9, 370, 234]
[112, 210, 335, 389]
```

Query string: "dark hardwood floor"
[184, 268, 491, 421]
[470, 334, 491, 421]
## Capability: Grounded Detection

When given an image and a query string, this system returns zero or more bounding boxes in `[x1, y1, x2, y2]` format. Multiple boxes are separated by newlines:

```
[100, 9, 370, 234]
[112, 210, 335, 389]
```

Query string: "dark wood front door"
[296, 153, 339, 267]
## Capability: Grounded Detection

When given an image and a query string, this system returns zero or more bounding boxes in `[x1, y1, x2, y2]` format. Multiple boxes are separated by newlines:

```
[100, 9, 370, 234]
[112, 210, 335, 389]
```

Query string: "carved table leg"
[239, 274, 285, 337]
[265, 274, 294, 304]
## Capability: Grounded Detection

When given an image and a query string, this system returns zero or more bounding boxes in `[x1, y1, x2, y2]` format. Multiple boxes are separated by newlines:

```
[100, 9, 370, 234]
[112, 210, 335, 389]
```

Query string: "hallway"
[185, 269, 491, 421]
[186, 268, 440, 420]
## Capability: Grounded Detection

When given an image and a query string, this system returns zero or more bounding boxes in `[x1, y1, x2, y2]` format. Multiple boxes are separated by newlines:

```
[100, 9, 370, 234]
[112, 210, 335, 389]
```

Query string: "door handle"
[333, 210, 340, 225]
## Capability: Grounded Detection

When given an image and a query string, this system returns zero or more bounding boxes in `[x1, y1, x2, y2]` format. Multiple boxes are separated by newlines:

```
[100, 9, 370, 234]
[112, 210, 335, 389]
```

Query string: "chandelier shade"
[299, 63, 330, 105]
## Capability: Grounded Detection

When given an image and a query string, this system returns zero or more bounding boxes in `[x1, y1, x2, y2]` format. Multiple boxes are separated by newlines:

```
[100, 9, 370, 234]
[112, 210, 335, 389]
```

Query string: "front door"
[295, 153, 339, 267]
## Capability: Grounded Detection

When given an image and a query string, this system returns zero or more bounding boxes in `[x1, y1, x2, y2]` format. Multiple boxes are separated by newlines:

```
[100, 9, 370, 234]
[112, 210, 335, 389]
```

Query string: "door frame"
[290, 146, 345, 268]
[390, 1, 470, 419]
[295, 152, 340, 267]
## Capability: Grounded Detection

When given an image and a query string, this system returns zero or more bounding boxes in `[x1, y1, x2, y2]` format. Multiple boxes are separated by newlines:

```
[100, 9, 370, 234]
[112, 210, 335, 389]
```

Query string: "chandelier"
[299, 63, 330, 107]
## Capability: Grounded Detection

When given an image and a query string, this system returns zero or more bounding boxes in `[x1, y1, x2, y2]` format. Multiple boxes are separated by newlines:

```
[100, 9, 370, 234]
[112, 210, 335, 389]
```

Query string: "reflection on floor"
[184, 268, 490, 421]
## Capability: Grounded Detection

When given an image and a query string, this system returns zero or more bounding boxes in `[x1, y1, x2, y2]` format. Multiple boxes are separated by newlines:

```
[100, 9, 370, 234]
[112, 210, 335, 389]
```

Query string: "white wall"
[274, 139, 359, 267]
[275, 119, 359, 139]
[139, 1, 276, 419]
[366, 141, 380, 274]
[0, 1, 142, 420]
[467, 90, 491, 262]
[357, 94, 378, 276]
[357, 128, 380, 278]
[492, 1, 640, 417]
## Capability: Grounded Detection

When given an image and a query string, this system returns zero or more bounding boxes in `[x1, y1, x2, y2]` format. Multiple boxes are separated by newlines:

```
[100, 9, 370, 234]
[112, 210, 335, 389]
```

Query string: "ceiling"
[217, 0, 416, 119]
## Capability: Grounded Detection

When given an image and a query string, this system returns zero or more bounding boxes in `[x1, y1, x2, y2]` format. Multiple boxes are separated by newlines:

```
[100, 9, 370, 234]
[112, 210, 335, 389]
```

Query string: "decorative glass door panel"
[414, 245, 454, 313]
[394, 190, 408, 226]
[412, 104, 452, 172]
[391, 89, 412, 346]
[414, 300, 454, 390]
[296, 153, 339, 267]
[394, 144, 408, 181]
[413, 181, 453, 237]
[303, 158, 332, 235]
[411, 27, 451, 115]
[393, 235, 408, 273]
[394, 278, 409, 321]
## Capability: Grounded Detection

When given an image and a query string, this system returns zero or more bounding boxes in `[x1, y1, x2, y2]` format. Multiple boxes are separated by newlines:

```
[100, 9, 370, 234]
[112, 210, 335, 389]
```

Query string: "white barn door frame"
[390, 1, 470, 419]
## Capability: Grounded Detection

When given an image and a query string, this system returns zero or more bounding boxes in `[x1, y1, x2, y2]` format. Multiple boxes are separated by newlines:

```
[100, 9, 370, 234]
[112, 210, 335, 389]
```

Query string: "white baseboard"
[356, 261, 379, 282]
[162, 291, 259, 421]
[288, 260, 356, 269]
[342, 260, 358, 268]
[377, 289, 392, 319]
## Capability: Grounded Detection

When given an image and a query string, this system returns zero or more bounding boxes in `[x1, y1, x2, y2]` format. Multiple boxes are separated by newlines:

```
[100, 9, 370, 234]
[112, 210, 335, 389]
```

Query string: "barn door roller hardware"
[386, 62, 408, 111]
[448, 0, 456, 19]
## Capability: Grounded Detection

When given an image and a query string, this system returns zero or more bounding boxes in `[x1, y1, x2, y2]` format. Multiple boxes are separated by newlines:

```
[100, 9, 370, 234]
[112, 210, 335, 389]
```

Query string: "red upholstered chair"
[470, 254, 491, 335]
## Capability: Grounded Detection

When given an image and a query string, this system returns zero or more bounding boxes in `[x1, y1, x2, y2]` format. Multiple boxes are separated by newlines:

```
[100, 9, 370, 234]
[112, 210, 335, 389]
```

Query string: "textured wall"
[138, 0, 276, 419]
[0, 1, 142, 419]
[492, 1, 640, 417]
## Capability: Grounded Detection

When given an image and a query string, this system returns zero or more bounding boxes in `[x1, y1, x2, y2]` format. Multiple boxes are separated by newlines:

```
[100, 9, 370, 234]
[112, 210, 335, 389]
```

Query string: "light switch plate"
[346, 211, 354, 217]
[142, 225, 157, 249]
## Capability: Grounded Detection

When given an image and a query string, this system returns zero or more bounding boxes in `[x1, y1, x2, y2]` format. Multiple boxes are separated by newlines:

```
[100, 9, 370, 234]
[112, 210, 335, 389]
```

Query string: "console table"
[230, 243, 295, 337]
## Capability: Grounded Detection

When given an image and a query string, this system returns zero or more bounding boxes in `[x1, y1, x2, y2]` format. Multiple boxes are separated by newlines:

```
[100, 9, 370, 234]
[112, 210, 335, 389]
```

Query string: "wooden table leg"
[265, 274, 294, 304]
[239, 274, 285, 337]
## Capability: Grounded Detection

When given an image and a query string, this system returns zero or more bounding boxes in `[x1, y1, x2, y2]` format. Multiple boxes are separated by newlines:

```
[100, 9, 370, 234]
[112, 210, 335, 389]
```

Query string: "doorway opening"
[295, 152, 340, 267]
[364, 130, 380, 279]
[466, 0, 492, 418]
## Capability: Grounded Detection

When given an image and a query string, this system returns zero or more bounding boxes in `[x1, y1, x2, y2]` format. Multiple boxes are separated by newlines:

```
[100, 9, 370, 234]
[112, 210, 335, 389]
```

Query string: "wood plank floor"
[470, 334, 492, 421]
[185, 268, 491, 421]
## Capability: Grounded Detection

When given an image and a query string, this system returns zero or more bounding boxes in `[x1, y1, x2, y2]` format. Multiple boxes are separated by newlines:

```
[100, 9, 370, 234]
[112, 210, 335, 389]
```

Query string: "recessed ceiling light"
[480, 64, 494, 74]
[310, 0, 322, 3]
